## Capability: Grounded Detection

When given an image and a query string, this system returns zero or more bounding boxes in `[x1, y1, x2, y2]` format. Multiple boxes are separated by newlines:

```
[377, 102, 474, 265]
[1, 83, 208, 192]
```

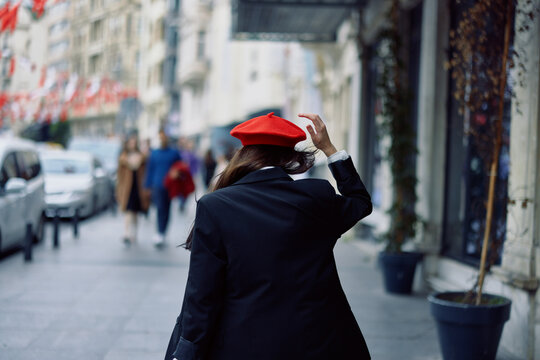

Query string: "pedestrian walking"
[141, 138, 152, 158]
[177, 137, 200, 212]
[202, 149, 216, 190]
[144, 129, 181, 247]
[165, 112, 372, 360]
[164, 160, 196, 205]
[116, 135, 150, 245]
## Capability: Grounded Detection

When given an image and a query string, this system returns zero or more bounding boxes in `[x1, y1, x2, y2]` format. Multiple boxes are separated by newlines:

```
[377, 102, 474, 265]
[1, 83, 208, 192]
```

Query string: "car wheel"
[34, 214, 45, 244]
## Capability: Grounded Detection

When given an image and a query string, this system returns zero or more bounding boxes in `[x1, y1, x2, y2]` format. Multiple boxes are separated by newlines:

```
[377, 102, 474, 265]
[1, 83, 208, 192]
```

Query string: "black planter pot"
[378, 251, 422, 294]
[428, 292, 511, 360]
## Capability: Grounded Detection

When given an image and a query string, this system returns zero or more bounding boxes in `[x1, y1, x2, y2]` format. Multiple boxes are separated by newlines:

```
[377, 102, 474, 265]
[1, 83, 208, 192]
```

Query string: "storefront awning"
[232, 0, 366, 42]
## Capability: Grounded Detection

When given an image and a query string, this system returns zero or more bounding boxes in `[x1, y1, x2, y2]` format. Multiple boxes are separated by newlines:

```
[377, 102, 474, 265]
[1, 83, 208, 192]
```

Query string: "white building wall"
[415, 0, 448, 252]
[307, 15, 392, 231]
[178, 0, 322, 154]
[138, 0, 168, 139]
[9, 11, 48, 93]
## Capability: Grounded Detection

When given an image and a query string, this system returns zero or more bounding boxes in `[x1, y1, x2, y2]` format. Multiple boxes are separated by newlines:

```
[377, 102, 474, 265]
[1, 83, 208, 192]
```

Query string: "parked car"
[0, 137, 46, 253]
[68, 137, 121, 211]
[68, 137, 121, 182]
[40, 150, 113, 218]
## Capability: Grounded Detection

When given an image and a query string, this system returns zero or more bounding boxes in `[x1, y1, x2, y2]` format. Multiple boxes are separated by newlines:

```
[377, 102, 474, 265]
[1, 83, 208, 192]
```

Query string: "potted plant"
[376, 0, 422, 295]
[427, 1, 534, 358]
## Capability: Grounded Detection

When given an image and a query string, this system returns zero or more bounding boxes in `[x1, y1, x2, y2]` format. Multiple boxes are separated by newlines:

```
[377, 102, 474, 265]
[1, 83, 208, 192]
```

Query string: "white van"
[0, 137, 46, 253]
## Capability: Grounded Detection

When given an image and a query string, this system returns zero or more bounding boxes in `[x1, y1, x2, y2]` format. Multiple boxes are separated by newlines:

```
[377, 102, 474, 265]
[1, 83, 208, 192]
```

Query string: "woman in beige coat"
[116, 136, 150, 244]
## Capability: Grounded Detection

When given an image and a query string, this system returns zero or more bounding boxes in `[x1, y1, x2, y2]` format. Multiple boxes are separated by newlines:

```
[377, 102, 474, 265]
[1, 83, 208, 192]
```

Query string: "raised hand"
[298, 113, 337, 157]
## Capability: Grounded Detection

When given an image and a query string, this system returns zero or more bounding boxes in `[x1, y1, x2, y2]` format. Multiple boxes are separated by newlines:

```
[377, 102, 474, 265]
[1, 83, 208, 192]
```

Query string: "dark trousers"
[153, 187, 171, 235]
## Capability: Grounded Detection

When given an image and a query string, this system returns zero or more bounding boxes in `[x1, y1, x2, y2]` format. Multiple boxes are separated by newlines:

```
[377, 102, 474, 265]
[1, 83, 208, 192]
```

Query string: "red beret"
[230, 112, 306, 148]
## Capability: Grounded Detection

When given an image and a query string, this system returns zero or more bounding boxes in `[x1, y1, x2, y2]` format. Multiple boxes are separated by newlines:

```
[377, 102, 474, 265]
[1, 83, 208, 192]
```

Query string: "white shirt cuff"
[327, 150, 349, 164]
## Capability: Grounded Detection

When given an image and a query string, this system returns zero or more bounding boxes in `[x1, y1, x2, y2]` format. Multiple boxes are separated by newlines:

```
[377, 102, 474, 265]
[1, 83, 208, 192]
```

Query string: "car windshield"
[41, 158, 91, 175]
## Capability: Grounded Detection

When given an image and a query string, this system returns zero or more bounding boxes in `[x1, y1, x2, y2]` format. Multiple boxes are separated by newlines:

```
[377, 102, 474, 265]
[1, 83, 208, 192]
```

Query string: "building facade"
[176, 0, 323, 158]
[136, 0, 169, 140]
[232, 0, 540, 358]
[3, 4, 48, 133]
[45, 0, 71, 73]
[66, 0, 142, 136]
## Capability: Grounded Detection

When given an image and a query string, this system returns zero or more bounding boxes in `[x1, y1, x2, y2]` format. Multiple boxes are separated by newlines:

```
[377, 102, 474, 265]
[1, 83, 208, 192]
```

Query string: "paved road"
[0, 198, 444, 360]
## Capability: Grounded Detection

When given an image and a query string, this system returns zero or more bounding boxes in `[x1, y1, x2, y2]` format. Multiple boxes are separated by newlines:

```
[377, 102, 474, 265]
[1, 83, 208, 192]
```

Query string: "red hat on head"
[230, 112, 306, 148]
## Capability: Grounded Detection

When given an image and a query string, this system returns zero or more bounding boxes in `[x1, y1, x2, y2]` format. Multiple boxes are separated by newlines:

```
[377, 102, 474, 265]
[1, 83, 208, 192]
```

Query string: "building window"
[361, 4, 422, 223]
[48, 40, 70, 56]
[112, 53, 122, 72]
[50, 1, 70, 16]
[49, 20, 69, 37]
[197, 30, 206, 60]
[90, 19, 103, 43]
[168, 26, 178, 47]
[168, 0, 180, 13]
[50, 60, 69, 71]
[73, 56, 83, 75]
[74, 29, 85, 48]
[89, 53, 102, 74]
[75, 0, 85, 15]
[137, 18, 143, 36]
[165, 56, 176, 88]
[158, 61, 164, 85]
[126, 14, 132, 44]
[109, 16, 122, 35]
[155, 18, 165, 42]
[442, 0, 513, 264]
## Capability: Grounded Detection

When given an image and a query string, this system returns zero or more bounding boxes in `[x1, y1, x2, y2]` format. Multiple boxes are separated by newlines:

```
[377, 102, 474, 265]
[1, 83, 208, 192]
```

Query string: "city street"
[0, 0, 537, 358]
[1, 198, 524, 360]
[0, 197, 444, 360]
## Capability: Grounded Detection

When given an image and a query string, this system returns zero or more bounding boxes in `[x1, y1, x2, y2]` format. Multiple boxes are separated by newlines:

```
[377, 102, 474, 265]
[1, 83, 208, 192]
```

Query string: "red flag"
[9, 2, 20, 33]
[1, 2, 20, 33]
[38, 66, 46, 87]
[0, 2, 11, 32]
[0, 92, 8, 109]
[0, 2, 9, 21]
[8, 57, 15, 76]
[32, 0, 47, 18]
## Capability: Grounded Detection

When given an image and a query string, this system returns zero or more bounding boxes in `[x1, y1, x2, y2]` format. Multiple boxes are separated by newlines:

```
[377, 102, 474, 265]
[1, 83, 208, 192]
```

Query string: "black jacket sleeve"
[170, 200, 227, 360]
[328, 157, 373, 236]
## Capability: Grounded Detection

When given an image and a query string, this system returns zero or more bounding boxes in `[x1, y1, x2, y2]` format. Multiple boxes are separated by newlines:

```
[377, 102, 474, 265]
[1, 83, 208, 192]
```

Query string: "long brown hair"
[121, 135, 140, 154]
[182, 145, 316, 250]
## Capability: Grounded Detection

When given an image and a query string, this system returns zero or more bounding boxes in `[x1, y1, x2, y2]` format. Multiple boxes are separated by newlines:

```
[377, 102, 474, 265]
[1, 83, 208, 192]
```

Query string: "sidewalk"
[335, 242, 440, 360]
[0, 203, 193, 360]
[0, 199, 509, 360]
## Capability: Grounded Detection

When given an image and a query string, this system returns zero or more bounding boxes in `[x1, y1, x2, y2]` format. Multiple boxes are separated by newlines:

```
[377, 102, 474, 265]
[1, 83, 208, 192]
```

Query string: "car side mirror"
[5, 177, 27, 194]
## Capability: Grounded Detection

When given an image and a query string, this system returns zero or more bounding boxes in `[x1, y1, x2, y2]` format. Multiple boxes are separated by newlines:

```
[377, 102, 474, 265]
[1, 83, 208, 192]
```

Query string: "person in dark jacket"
[165, 112, 372, 360]
[202, 149, 216, 190]
[144, 129, 181, 247]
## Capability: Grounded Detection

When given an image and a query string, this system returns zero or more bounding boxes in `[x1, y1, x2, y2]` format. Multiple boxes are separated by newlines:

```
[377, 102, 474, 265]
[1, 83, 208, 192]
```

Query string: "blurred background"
[0, 0, 539, 359]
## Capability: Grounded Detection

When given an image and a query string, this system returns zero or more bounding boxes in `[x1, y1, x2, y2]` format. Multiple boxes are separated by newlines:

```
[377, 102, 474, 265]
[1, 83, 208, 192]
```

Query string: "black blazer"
[166, 157, 372, 360]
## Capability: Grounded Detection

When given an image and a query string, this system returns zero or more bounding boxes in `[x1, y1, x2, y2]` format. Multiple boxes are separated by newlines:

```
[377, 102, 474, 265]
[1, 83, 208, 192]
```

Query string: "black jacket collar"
[232, 167, 293, 186]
